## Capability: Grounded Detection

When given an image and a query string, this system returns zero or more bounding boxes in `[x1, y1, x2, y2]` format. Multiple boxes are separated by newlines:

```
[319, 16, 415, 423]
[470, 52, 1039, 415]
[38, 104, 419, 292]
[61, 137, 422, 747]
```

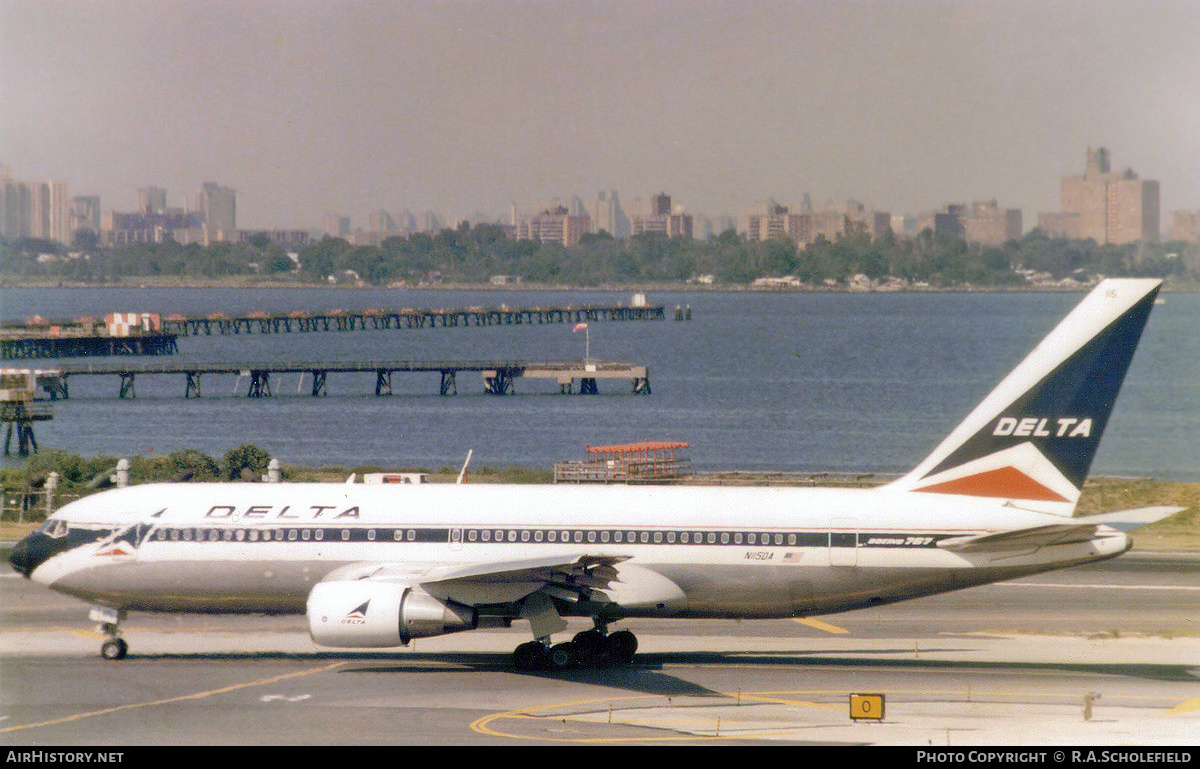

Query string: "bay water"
[3, 286, 1197, 481]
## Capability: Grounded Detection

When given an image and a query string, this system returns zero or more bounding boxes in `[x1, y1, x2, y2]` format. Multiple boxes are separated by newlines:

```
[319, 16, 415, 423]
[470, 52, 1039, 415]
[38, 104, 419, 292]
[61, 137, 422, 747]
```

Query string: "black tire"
[572, 630, 605, 665]
[548, 642, 576, 670]
[604, 630, 637, 664]
[513, 641, 548, 671]
[101, 638, 128, 660]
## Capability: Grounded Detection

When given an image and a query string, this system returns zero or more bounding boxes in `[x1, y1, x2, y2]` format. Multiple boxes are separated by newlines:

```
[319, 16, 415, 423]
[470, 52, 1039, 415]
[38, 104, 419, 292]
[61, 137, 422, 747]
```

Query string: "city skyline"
[3, 1, 1198, 231]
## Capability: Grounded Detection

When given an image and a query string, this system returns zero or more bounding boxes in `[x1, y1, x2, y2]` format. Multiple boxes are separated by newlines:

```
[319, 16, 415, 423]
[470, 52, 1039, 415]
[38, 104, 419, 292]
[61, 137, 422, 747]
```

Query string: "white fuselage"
[26, 481, 1129, 620]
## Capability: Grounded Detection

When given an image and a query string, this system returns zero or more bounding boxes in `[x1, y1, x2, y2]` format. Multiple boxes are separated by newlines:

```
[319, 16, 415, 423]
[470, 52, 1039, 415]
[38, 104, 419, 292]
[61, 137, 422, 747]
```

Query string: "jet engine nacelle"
[307, 580, 477, 648]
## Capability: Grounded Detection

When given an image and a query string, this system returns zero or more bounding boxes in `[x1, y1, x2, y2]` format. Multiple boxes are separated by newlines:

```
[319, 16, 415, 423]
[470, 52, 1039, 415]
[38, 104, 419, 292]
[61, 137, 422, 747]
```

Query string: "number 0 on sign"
[849, 693, 885, 721]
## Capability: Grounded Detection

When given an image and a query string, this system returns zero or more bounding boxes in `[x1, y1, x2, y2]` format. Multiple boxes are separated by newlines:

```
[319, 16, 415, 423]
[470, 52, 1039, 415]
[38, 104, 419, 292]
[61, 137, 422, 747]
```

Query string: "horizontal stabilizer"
[936, 523, 1111, 553]
[1077, 506, 1186, 532]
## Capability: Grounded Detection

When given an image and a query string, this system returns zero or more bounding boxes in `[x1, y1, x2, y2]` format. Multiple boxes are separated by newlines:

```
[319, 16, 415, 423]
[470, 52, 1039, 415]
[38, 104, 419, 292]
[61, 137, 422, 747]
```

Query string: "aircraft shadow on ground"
[124, 648, 1200, 687]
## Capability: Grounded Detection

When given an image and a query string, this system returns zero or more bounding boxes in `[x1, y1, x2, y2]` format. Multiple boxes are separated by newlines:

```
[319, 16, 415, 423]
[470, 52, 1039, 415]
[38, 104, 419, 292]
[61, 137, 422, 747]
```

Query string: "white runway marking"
[1002, 582, 1199, 591]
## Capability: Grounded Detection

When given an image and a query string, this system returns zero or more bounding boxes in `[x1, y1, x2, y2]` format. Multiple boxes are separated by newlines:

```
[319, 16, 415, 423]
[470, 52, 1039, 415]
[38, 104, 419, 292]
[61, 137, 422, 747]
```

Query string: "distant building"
[592, 190, 631, 238]
[962, 200, 1022, 245]
[138, 186, 167, 215]
[102, 209, 202, 245]
[368, 210, 397, 234]
[918, 201, 1022, 246]
[323, 215, 350, 239]
[236, 229, 311, 247]
[0, 168, 72, 243]
[1038, 147, 1159, 244]
[632, 192, 692, 239]
[195, 182, 236, 231]
[1172, 210, 1200, 244]
[70, 196, 102, 235]
[746, 200, 889, 246]
[747, 204, 808, 243]
[516, 205, 591, 247]
[844, 201, 893, 241]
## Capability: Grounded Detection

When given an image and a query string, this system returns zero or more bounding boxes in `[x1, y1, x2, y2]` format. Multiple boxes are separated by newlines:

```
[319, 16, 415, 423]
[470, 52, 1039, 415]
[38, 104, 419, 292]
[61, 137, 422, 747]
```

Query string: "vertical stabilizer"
[888, 279, 1161, 516]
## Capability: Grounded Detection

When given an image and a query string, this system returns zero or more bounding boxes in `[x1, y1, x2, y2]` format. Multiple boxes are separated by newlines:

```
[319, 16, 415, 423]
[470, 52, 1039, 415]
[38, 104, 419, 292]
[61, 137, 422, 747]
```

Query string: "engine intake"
[307, 580, 477, 648]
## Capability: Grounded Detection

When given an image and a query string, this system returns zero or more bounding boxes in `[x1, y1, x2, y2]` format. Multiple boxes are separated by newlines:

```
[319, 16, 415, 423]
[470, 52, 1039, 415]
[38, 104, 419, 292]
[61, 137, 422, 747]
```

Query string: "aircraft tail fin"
[887, 279, 1161, 516]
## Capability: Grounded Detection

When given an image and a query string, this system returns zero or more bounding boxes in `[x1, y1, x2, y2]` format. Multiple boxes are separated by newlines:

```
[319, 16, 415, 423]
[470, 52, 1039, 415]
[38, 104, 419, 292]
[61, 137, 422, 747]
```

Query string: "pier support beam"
[310, 370, 327, 397]
[247, 370, 273, 398]
[185, 372, 202, 398]
[3, 420, 37, 455]
[483, 369, 515, 395]
[119, 373, 136, 399]
[375, 370, 391, 396]
[440, 370, 457, 396]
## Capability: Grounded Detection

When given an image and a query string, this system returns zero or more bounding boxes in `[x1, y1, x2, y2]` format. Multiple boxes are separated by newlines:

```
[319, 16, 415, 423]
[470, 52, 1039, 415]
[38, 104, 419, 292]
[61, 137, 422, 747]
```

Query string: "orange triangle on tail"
[913, 466, 1071, 502]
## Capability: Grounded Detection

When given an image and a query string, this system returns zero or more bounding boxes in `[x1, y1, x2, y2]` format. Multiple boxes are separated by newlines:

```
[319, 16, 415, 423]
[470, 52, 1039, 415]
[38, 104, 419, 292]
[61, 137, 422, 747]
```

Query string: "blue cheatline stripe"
[137, 524, 953, 549]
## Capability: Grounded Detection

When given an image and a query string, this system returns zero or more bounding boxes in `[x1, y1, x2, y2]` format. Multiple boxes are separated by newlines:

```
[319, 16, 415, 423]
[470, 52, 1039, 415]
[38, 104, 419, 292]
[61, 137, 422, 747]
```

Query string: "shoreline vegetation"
[6, 275, 1200, 293]
[3, 227, 1198, 295]
[2, 448, 1196, 551]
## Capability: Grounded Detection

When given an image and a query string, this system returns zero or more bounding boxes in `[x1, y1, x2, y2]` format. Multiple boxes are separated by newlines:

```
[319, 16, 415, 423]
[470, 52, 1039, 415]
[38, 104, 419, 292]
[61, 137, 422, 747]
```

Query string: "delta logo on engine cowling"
[342, 601, 370, 625]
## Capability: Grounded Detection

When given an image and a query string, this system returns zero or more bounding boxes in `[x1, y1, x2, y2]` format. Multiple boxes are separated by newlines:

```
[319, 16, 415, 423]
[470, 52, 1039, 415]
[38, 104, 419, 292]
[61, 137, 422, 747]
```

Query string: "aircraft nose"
[8, 533, 49, 578]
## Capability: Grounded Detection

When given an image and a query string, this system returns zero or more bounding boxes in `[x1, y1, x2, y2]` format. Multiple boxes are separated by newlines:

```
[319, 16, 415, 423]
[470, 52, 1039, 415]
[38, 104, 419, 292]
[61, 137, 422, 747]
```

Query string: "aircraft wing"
[318, 553, 631, 606]
[936, 506, 1185, 554]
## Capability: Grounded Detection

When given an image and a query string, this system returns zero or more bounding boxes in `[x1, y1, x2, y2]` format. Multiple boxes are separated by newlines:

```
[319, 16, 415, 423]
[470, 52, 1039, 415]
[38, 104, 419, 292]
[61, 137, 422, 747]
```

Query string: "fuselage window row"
[139, 526, 892, 548]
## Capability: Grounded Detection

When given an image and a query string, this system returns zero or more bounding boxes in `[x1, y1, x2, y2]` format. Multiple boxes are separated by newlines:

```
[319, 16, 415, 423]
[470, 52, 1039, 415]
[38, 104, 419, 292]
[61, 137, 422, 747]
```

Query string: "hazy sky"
[3, 0, 1198, 231]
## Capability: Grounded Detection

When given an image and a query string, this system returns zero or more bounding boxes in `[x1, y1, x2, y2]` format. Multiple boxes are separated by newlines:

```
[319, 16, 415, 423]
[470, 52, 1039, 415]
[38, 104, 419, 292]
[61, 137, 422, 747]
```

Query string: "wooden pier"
[49, 359, 650, 399]
[1, 332, 178, 360]
[1, 370, 55, 455]
[2, 301, 665, 359]
[159, 302, 665, 336]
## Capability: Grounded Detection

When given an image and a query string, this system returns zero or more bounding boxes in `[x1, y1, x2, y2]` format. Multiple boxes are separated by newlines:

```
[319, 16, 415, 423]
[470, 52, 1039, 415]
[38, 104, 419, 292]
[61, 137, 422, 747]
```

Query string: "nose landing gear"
[90, 605, 128, 660]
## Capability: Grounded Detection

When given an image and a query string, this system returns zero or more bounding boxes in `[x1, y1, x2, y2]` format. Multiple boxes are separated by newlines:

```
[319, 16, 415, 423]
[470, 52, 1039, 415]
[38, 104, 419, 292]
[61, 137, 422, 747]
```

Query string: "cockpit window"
[40, 520, 69, 538]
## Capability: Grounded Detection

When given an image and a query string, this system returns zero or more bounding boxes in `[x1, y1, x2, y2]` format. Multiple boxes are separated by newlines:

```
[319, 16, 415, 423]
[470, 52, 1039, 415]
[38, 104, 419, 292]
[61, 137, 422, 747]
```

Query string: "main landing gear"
[513, 625, 638, 671]
[90, 605, 128, 660]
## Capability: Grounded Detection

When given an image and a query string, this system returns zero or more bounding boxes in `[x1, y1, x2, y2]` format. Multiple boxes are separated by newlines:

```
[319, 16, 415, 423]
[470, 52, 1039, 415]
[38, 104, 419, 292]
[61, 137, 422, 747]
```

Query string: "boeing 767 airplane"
[9, 279, 1177, 670]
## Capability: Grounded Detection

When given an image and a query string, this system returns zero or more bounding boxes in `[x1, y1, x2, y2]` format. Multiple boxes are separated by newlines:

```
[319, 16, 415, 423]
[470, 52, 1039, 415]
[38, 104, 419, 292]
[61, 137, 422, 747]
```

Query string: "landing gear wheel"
[101, 638, 128, 660]
[548, 642, 577, 670]
[513, 641, 549, 671]
[604, 630, 638, 665]
[572, 630, 605, 665]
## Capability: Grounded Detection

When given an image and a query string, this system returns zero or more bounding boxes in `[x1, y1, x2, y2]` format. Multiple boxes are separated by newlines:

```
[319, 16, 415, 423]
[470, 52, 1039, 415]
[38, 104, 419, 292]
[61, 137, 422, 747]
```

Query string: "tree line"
[2, 224, 1196, 287]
